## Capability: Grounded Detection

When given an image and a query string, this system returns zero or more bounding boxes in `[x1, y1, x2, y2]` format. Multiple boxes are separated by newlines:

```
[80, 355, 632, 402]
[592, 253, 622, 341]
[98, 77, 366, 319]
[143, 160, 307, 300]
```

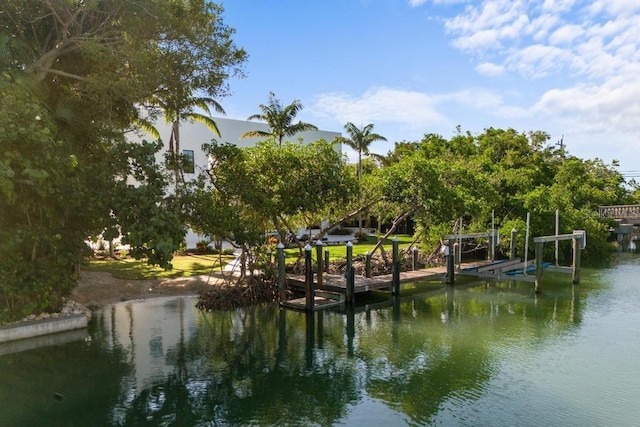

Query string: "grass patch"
[85, 253, 235, 280]
[284, 234, 415, 260]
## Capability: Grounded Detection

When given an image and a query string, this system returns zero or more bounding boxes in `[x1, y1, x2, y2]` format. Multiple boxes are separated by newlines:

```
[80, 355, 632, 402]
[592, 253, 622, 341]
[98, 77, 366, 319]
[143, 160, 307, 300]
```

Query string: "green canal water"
[1, 254, 640, 426]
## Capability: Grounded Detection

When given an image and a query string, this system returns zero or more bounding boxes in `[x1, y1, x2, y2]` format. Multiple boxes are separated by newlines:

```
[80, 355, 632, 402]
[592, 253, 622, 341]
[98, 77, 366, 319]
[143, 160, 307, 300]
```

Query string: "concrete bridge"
[600, 205, 640, 251]
[599, 205, 640, 225]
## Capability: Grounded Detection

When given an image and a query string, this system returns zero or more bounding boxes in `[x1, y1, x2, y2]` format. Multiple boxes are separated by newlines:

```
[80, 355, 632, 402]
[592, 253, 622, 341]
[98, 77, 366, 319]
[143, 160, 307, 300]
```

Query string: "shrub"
[196, 240, 211, 253]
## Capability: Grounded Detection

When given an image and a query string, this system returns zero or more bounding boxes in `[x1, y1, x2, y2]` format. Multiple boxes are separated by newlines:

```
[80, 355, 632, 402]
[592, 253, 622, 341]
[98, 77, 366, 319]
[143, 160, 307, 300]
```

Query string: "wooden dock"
[278, 226, 586, 312]
[456, 258, 537, 282]
[281, 263, 482, 311]
[286, 267, 447, 293]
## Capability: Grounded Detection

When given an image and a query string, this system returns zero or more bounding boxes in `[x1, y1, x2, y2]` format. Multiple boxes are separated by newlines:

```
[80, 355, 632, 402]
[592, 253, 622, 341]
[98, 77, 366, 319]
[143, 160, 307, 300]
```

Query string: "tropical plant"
[335, 122, 387, 182]
[0, 0, 246, 321]
[240, 92, 318, 146]
[334, 122, 387, 233]
[145, 94, 225, 191]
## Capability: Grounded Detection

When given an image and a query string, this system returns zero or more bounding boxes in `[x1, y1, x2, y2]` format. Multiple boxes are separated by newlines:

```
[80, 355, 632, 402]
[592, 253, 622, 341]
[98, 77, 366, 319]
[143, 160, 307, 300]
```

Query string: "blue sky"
[219, 0, 640, 180]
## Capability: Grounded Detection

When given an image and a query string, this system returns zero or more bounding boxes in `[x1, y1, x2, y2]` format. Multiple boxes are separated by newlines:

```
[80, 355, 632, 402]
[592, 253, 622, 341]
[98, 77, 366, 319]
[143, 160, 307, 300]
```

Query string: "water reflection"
[0, 270, 618, 426]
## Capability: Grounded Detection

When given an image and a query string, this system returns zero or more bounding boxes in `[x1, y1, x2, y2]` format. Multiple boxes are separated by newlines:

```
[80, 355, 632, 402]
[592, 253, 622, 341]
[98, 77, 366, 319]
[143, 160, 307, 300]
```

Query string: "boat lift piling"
[532, 230, 585, 292]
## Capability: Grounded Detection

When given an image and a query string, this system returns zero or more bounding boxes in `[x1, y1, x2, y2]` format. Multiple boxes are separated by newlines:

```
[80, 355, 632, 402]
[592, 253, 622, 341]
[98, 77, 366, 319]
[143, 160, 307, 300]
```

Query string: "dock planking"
[281, 259, 554, 311]
[287, 267, 448, 295]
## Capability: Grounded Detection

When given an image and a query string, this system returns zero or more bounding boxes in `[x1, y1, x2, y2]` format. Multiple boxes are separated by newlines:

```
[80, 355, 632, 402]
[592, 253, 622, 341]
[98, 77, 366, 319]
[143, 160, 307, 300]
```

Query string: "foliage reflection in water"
[1, 255, 640, 426]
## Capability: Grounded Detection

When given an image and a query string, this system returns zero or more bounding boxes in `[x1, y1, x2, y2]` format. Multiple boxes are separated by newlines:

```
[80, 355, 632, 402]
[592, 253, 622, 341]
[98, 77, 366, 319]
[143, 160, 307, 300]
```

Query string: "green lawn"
[85, 235, 415, 280]
[283, 234, 415, 260]
[85, 253, 235, 280]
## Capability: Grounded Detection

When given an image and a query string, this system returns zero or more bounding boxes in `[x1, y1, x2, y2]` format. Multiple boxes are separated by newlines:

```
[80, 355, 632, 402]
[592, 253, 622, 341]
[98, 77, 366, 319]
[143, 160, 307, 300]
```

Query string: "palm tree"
[335, 122, 387, 182]
[143, 93, 225, 191]
[240, 92, 318, 146]
[334, 122, 387, 234]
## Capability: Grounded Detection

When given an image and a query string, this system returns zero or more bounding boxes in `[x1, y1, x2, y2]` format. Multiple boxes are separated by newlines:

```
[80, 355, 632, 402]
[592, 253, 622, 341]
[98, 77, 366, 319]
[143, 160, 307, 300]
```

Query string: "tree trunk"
[370, 210, 415, 256]
[172, 120, 181, 192]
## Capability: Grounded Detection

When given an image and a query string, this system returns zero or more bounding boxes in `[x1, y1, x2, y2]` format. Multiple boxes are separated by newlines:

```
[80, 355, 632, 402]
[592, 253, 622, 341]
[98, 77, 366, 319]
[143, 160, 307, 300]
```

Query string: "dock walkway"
[281, 262, 485, 311]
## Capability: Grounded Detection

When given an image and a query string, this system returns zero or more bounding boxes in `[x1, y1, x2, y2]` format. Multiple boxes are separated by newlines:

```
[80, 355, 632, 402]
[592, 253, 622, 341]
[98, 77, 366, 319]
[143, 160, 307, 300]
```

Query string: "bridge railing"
[599, 205, 640, 220]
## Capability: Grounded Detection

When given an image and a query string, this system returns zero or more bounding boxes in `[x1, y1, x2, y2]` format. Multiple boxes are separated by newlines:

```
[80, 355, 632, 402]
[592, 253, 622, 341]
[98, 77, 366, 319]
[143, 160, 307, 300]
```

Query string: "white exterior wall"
[149, 117, 342, 249]
[152, 117, 341, 179]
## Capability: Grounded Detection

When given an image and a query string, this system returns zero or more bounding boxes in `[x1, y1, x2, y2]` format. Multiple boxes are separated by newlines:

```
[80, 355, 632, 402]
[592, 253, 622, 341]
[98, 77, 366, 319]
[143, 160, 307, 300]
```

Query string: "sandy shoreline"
[72, 270, 229, 308]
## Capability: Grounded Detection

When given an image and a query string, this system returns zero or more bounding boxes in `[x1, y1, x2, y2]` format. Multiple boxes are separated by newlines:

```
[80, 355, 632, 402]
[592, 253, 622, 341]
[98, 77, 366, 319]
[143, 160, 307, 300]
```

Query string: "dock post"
[392, 237, 400, 295]
[305, 244, 314, 311]
[315, 241, 323, 289]
[346, 242, 355, 304]
[510, 228, 517, 259]
[447, 239, 455, 285]
[572, 236, 581, 284]
[346, 304, 355, 357]
[324, 248, 330, 272]
[488, 231, 494, 261]
[305, 311, 314, 368]
[278, 309, 287, 366]
[534, 241, 544, 293]
[412, 246, 419, 270]
[277, 243, 286, 301]
[365, 251, 371, 278]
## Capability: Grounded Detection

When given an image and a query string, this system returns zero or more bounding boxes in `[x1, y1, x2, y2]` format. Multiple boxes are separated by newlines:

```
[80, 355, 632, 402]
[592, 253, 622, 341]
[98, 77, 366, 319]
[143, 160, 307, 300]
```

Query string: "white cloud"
[534, 80, 640, 134]
[476, 61, 506, 76]
[440, 0, 640, 86]
[311, 87, 446, 127]
[445, 0, 530, 53]
[541, 0, 577, 14]
[588, 0, 640, 17]
[309, 86, 523, 133]
[408, 0, 428, 6]
[548, 24, 584, 45]
[506, 44, 571, 78]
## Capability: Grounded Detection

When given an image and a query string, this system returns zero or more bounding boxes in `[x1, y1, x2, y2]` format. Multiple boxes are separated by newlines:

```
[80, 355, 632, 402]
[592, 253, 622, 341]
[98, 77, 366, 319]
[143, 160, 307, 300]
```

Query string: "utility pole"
[556, 134, 566, 162]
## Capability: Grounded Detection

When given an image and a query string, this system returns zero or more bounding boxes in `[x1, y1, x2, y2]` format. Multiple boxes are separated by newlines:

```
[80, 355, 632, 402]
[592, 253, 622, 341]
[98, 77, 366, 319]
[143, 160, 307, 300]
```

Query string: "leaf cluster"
[363, 127, 629, 264]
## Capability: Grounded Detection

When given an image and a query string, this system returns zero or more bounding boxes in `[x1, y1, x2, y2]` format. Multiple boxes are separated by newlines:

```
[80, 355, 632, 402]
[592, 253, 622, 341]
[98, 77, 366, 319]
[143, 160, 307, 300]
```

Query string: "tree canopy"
[368, 127, 628, 264]
[0, 0, 246, 322]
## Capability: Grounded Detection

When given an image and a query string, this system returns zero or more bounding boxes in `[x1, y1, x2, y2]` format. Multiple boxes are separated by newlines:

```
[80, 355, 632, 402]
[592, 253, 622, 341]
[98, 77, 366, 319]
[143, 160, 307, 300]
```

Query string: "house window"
[183, 150, 195, 174]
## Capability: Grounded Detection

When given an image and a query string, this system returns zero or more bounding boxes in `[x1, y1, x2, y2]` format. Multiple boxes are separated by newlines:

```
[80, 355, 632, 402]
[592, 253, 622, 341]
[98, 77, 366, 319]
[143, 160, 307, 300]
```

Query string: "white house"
[151, 117, 342, 248]
[152, 117, 341, 180]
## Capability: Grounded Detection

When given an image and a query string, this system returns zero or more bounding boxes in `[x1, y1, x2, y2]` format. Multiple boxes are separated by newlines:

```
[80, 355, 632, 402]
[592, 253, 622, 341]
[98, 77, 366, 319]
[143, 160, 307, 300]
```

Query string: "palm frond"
[240, 130, 271, 139]
[135, 117, 161, 139]
[194, 97, 226, 115]
[286, 121, 319, 137]
[247, 113, 265, 121]
[189, 113, 221, 137]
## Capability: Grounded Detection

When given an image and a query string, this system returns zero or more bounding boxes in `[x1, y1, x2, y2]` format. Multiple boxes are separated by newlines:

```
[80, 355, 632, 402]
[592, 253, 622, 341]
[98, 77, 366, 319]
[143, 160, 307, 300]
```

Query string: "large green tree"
[185, 140, 356, 266]
[378, 127, 629, 264]
[0, 0, 246, 321]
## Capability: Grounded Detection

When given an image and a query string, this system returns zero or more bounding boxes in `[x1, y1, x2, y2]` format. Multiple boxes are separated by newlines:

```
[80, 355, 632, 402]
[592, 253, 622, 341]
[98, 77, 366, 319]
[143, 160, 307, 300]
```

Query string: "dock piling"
[447, 240, 455, 285]
[392, 237, 400, 295]
[572, 235, 581, 284]
[535, 241, 544, 293]
[365, 251, 371, 278]
[316, 241, 323, 289]
[277, 243, 286, 301]
[346, 242, 355, 304]
[510, 228, 517, 259]
[324, 248, 330, 272]
[305, 244, 314, 311]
